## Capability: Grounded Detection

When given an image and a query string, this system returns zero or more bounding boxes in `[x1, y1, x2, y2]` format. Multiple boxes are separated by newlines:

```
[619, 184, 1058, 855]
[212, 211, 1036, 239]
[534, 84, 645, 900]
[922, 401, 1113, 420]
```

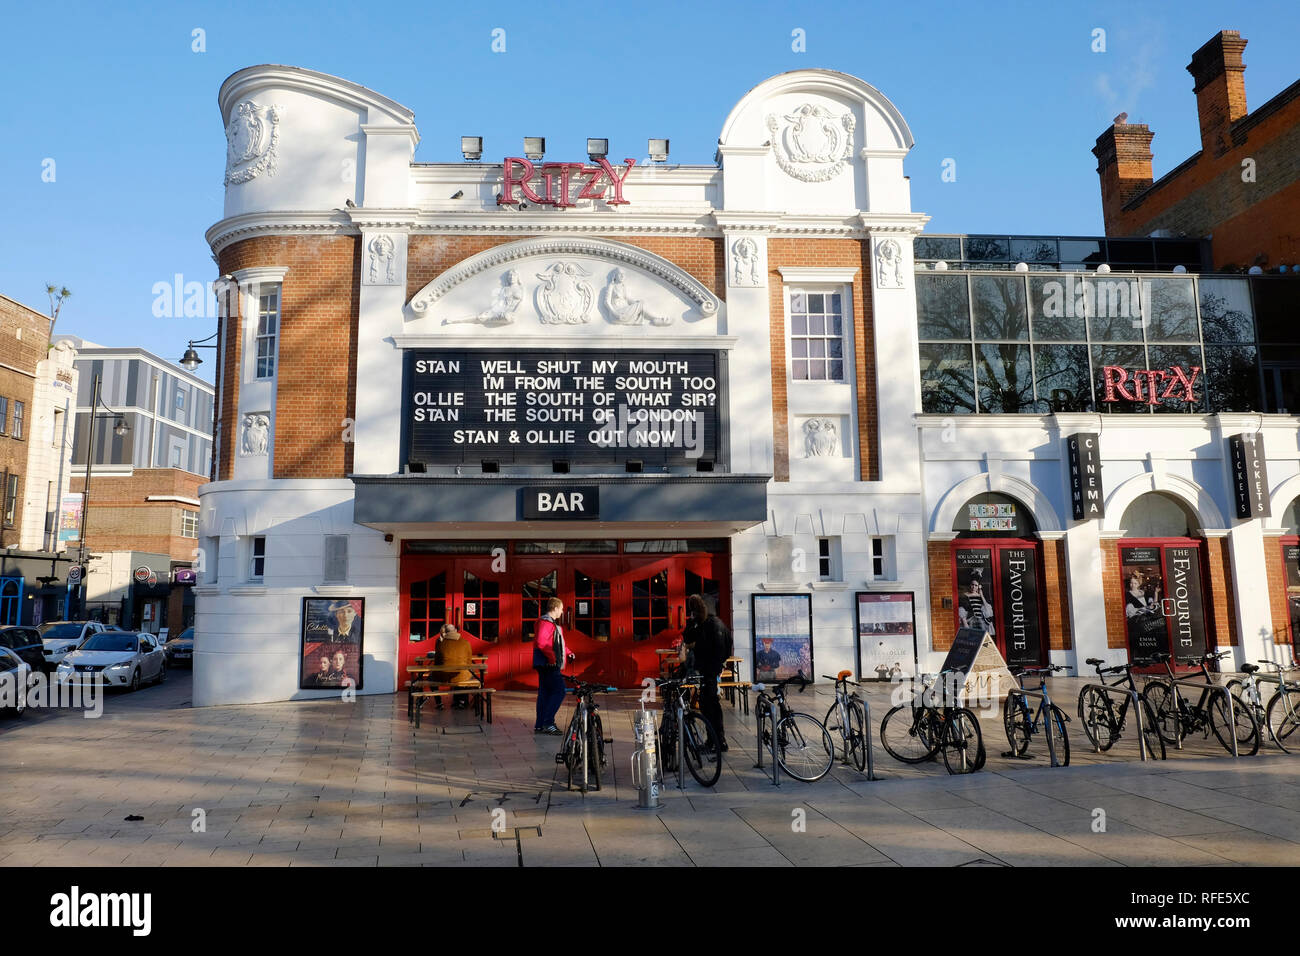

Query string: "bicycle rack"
[861, 695, 877, 781]
[752, 692, 780, 788]
[1162, 674, 1240, 758]
[1238, 668, 1300, 750]
[1005, 685, 1062, 768]
[1078, 683, 1150, 761]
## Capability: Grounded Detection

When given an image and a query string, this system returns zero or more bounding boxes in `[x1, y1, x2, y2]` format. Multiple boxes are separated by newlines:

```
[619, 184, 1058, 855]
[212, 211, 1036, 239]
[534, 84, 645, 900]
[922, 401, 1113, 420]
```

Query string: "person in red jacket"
[533, 597, 571, 734]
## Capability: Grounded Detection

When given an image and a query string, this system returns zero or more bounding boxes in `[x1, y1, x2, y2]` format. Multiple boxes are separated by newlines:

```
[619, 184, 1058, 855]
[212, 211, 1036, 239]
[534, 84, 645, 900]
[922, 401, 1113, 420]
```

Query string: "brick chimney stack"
[1093, 114, 1154, 228]
[1187, 30, 1248, 156]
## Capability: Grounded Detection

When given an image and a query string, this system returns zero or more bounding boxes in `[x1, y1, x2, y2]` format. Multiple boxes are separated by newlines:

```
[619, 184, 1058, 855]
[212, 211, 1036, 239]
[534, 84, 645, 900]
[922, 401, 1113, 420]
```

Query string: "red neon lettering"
[576, 165, 607, 200]
[595, 157, 636, 205]
[497, 157, 547, 205]
[541, 162, 585, 208]
[1133, 369, 1167, 406]
[1101, 365, 1134, 402]
[1161, 365, 1202, 402]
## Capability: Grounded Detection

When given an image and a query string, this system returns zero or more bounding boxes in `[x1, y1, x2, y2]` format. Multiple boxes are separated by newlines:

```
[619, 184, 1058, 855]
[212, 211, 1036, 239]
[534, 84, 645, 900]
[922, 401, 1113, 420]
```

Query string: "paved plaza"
[1, 673, 1298, 867]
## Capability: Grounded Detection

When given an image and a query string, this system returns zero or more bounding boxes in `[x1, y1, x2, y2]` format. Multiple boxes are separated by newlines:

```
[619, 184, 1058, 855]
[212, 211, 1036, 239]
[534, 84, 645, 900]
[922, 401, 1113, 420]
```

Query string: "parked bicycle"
[1140, 651, 1259, 756]
[1078, 657, 1166, 760]
[1003, 664, 1071, 766]
[656, 676, 721, 788]
[556, 677, 615, 792]
[822, 670, 869, 772]
[879, 669, 986, 775]
[1224, 658, 1300, 753]
[753, 671, 835, 782]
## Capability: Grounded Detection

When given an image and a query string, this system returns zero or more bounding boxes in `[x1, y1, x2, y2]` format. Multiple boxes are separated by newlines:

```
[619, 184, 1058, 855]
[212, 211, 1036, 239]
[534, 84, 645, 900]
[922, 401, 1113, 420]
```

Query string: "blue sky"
[1, 0, 1297, 383]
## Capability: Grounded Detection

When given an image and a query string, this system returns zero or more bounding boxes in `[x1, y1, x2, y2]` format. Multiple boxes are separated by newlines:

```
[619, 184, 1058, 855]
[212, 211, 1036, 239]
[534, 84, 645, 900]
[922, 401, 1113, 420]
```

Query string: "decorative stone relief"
[874, 238, 905, 289]
[802, 418, 840, 458]
[364, 234, 401, 286]
[224, 101, 282, 186]
[766, 104, 856, 182]
[600, 268, 671, 326]
[239, 413, 270, 457]
[535, 262, 595, 324]
[727, 236, 765, 288]
[443, 270, 524, 327]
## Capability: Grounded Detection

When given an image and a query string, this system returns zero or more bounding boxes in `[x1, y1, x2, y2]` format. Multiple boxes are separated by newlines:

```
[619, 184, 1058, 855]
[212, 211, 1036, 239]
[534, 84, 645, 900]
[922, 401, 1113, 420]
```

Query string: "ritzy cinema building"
[195, 62, 1300, 706]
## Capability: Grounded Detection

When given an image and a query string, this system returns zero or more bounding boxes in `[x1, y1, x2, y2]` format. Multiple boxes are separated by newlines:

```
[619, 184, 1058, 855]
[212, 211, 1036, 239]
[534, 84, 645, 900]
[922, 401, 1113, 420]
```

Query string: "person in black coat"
[681, 594, 730, 751]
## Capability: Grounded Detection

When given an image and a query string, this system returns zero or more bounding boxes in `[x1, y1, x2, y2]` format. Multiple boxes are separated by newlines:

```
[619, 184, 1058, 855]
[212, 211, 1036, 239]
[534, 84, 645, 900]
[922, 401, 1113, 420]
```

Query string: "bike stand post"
[862, 696, 877, 781]
[676, 698, 686, 790]
[1129, 689, 1148, 762]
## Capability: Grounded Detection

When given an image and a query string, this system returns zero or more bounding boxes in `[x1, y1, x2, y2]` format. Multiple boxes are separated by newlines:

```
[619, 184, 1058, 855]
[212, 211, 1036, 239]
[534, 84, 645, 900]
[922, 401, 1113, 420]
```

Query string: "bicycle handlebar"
[821, 673, 859, 687]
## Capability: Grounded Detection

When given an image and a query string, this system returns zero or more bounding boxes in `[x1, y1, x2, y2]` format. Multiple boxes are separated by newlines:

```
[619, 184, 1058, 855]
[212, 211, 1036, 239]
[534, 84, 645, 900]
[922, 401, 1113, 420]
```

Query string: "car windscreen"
[170, 628, 194, 643]
[79, 635, 138, 653]
[39, 623, 84, 641]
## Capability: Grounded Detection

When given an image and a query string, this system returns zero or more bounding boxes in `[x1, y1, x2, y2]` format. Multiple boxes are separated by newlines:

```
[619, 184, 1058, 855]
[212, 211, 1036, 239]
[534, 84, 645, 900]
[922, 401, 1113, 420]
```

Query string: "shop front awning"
[350, 473, 771, 536]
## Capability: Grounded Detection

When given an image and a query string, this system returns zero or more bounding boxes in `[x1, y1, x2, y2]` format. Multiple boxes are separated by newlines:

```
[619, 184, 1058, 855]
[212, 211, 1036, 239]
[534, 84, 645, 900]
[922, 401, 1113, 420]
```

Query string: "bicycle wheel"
[658, 712, 680, 774]
[1077, 686, 1117, 752]
[681, 712, 722, 787]
[1003, 694, 1031, 756]
[1138, 700, 1167, 760]
[563, 711, 585, 790]
[1266, 689, 1300, 753]
[585, 714, 602, 791]
[1140, 682, 1182, 745]
[592, 711, 607, 766]
[847, 698, 868, 773]
[880, 704, 941, 764]
[940, 708, 984, 775]
[823, 701, 846, 762]
[774, 713, 834, 782]
[1047, 705, 1071, 767]
[1210, 692, 1259, 756]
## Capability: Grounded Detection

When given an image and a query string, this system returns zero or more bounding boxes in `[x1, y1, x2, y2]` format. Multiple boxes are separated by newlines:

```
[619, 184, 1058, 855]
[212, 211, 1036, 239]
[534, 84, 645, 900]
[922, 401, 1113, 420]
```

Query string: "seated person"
[436, 624, 477, 709]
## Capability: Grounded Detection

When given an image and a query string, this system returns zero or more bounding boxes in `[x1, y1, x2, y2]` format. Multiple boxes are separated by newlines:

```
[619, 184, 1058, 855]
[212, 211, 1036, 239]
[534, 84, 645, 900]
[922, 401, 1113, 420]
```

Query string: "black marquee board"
[404, 349, 725, 467]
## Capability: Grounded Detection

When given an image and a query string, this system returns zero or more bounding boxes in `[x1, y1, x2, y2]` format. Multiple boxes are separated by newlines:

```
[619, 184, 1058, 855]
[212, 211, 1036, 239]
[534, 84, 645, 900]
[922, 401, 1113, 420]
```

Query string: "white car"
[56, 631, 167, 692]
[40, 621, 112, 668]
[0, 646, 31, 717]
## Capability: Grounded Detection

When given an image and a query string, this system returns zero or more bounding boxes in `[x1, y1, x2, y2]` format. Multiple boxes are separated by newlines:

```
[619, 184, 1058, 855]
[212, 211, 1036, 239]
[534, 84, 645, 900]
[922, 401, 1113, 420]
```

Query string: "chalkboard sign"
[405, 349, 724, 466]
[939, 627, 986, 677]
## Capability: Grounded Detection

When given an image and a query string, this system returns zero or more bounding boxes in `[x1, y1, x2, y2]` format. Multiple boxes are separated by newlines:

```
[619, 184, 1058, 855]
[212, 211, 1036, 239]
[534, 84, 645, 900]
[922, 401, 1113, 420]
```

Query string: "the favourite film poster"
[300, 598, 365, 691]
[856, 592, 915, 680]
[1120, 548, 1169, 659]
[751, 594, 812, 683]
[1286, 545, 1300, 651]
[954, 549, 996, 636]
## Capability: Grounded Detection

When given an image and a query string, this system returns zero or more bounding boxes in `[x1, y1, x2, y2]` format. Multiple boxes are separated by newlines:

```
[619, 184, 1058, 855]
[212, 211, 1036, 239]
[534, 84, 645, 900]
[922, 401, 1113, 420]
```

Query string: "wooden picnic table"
[406, 662, 489, 722]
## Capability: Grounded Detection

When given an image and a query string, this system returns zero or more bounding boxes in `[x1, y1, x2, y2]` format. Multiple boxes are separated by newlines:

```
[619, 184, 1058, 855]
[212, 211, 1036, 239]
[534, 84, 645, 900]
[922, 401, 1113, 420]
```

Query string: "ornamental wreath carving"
[224, 101, 282, 186]
[240, 414, 270, 457]
[803, 418, 839, 458]
[365, 234, 398, 286]
[729, 237, 763, 288]
[535, 262, 595, 324]
[766, 104, 856, 183]
[874, 238, 904, 289]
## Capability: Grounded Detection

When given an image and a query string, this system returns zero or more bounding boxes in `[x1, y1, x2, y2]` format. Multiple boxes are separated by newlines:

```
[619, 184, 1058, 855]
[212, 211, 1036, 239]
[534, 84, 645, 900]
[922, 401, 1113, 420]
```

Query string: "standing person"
[682, 594, 730, 752]
[533, 597, 571, 734]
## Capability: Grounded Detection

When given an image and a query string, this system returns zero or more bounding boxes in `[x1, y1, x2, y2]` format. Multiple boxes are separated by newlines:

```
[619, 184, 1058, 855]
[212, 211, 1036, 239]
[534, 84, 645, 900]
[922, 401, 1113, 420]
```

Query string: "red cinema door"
[399, 557, 451, 689]
[563, 558, 619, 685]
[454, 557, 520, 686]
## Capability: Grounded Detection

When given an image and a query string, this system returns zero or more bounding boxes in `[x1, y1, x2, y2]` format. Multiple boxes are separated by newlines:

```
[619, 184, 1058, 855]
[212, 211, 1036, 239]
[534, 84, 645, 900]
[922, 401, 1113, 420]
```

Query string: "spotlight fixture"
[552, 459, 570, 474]
[406, 460, 427, 474]
[695, 458, 715, 473]
[625, 459, 643, 474]
[461, 136, 483, 161]
[481, 460, 499, 474]
[523, 137, 545, 161]
[648, 138, 669, 162]
[587, 138, 608, 162]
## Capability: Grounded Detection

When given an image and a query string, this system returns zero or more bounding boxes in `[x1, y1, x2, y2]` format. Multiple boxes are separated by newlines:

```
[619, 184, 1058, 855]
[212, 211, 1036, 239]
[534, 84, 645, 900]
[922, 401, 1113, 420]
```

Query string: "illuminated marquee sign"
[968, 503, 1016, 531]
[1101, 365, 1201, 405]
[497, 156, 635, 208]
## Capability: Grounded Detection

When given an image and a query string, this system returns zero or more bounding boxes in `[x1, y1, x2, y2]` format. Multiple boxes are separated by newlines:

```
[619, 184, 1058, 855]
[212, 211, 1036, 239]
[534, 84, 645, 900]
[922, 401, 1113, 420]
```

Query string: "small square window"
[817, 537, 841, 581]
[872, 538, 885, 578]
[250, 536, 266, 581]
[12, 402, 23, 440]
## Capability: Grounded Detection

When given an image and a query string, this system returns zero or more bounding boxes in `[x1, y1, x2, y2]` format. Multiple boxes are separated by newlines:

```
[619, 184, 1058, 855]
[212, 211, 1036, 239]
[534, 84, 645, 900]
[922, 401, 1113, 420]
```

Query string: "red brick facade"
[1095, 31, 1300, 271]
[1264, 536, 1294, 645]
[1040, 539, 1072, 651]
[0, 295, 51, 547]
[71, 468, 203, 563]
[1203, 536, 1240, 648]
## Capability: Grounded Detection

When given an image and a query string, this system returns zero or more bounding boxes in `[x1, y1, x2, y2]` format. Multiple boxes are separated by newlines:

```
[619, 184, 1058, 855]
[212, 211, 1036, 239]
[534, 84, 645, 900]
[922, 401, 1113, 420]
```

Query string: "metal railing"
[1078, 682, 1151, 761]
[752, 687, 780, 788]
[1163, 673, 1239, 758]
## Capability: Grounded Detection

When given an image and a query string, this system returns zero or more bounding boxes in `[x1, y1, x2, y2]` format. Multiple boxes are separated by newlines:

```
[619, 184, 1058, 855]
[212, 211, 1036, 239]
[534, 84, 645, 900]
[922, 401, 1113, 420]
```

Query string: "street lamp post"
[75, 373, 129, 619]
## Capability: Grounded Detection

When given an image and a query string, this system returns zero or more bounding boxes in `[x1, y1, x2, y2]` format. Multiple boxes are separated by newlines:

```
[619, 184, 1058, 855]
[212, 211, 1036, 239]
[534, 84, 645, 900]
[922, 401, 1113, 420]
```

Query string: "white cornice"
[231, 266, 289, 285]
[207, 210, 354, 255]
[778, 266, 860, 283]
[218, 64, 415, 125]
[392, 334, 739, 350]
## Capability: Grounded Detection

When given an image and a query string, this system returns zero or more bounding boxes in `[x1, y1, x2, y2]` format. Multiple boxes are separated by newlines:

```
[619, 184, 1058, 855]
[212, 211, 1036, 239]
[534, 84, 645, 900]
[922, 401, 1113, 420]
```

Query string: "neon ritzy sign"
[497, 157, 634, 208]
[1101, 365, 1201, 406]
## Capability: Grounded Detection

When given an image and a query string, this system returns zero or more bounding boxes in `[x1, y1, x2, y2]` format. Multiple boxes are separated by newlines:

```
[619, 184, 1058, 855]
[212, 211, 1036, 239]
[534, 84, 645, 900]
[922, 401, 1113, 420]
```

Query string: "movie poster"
[856, 592, 915, 680]
[954, 549, 996, 636]
[1285, 545, 1300, 651]
[999, 548, 1041, 667]
[1120, 548, 1168, 660]
[300, 597, 365, 691]
[751, 593, 812, 683]
[1164, 546, 1207, 660]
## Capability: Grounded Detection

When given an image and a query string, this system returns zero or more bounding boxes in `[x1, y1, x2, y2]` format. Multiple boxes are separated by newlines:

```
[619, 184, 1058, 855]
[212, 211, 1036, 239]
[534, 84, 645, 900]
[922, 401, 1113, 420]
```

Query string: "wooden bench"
[411, 686, 496, 726]
[717, 681, 752, 715]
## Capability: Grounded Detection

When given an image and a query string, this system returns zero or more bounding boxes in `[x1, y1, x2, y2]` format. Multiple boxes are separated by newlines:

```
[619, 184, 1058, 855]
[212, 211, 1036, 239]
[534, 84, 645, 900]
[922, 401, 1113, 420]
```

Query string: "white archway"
[1100, 472, 1226, 534]
[930, 472, 1063, 535]
[1265, 473, 1300, 532]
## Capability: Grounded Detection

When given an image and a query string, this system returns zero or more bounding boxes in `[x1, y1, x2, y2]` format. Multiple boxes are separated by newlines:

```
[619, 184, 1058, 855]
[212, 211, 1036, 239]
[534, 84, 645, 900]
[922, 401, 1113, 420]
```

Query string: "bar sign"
[522, 487, 600, 520]
[1067, 432, 1105, 521]
[1229, 433, 1270, 519]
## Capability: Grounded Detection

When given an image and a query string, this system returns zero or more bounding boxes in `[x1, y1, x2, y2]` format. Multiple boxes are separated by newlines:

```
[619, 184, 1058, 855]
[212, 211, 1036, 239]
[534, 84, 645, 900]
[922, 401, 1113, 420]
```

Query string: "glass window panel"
[914, 237, 961, 261]
[1029, 276, 1087, 341]
[1204, 345, 1260, 412]
[1199, 278, 1255, 343]
[1058, 239, 1104, 265]
[1154, 240, 1202, 267]
[919, 344, 975, 414]
[1032, 345, 1093, 411]
[1147, 345, 1206, 413]
[791, 315, 807, 335]
[828, 339, 843, 358]
[789, 292, 806, 313]
[964, 237, 1010, 261]
[1086, 276, 1144, 342]
[916, 275, 971, 340]
[793, 360, 808, 380]
[808, 293, 824, 312]
[975, 343, 1038, 413]
[809, 315, 824, 335]
[1092, 345, 1148, 413]
[1142, 277, 1198, 342]
[809, 339, 825, 358]
[792, 339, 807, 357]
[411, 580, 427, 599]
[1106, 239, 1154, 266]
[1252, 278, 1300, 344]
[1010, 238, 1057, 263]
[830, 315, 842, 335]
[830, 293, 842, 311]
[829, 360, 844, 379]
[410, 600, 427, 620]
[972, 275, 1029, 341]
[809, 362, 826, 380]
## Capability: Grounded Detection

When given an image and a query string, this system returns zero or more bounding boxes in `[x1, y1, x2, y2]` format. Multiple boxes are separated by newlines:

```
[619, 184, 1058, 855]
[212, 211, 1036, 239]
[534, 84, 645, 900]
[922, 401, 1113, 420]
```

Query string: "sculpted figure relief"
[444, 270, 524, 327]
[601, 268, 671, 326]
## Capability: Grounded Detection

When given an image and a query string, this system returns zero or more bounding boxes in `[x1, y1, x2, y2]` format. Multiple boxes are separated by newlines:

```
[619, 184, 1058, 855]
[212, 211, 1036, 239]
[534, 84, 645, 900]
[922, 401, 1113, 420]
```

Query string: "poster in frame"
[750, 593, 813, 683]
[854, 591, 917, 681]
[300, 597, 365, 691]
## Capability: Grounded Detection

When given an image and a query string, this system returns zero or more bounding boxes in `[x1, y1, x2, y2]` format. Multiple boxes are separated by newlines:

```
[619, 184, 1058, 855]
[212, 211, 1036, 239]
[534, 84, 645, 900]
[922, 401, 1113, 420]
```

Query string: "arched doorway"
[1277, 498, 1300, 655]
[950, 492, 1045, 667]
[1117, 492, 1210, 670]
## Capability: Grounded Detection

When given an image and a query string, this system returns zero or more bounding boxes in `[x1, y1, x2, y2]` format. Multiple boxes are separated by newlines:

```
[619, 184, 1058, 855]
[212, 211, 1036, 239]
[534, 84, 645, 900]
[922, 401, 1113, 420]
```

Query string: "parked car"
[56, 632, 166, 692]
[39, 621, 111, 669]
[0, 626, 47, 675]
[164, 628, 194, 667]
[0, 646, 30, 717]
